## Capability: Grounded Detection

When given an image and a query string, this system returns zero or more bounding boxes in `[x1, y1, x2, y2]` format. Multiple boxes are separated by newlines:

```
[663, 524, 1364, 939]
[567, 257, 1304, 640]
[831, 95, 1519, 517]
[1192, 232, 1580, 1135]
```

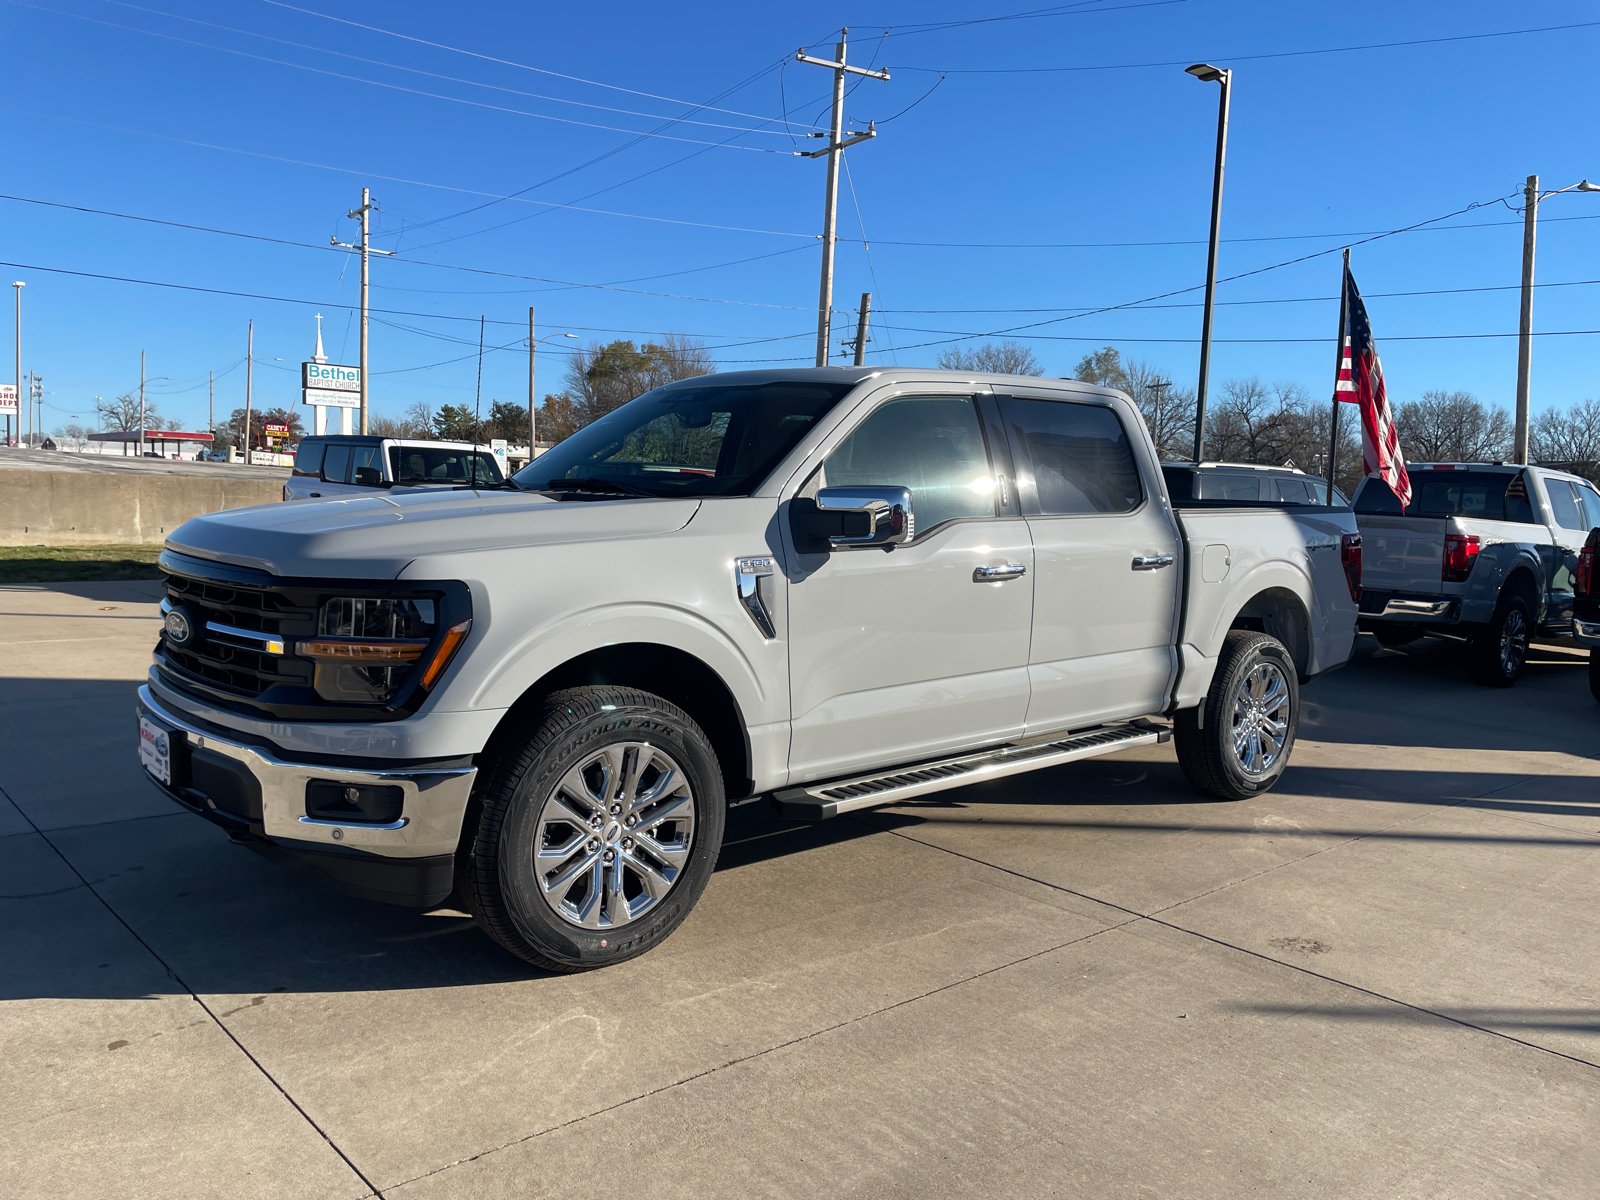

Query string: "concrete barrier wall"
[0, 470, 285, 545]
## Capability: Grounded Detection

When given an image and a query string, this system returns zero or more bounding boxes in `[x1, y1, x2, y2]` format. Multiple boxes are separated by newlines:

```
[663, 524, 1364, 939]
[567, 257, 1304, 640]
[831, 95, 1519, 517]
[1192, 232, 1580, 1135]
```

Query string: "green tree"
[564, 335, 714, 432]
[433, 403, 486, 442]
[1072, 346, 1129, 390]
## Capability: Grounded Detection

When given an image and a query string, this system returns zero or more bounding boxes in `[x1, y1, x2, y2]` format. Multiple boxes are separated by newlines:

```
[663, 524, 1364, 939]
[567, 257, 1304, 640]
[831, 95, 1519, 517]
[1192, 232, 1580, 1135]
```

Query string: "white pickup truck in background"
[139, 367, 1360, 971]
[1353, 462, 1600, 686]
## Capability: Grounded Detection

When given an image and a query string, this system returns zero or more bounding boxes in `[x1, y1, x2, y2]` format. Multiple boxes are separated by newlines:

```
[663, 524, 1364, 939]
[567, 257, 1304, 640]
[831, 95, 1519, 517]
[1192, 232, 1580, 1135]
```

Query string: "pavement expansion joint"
[863, 814, 1600, 1075]
[383, 915, 1143, 1193]
[0, 779, 391, 1199]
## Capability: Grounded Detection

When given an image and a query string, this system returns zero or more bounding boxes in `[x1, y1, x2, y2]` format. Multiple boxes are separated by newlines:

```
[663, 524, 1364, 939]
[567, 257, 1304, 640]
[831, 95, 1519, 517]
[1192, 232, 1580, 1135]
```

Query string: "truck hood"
[166, 488, 702, 579]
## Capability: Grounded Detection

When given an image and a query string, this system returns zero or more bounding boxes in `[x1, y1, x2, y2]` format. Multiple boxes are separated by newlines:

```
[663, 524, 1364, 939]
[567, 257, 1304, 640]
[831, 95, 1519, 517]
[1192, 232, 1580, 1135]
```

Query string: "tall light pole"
[1513, 175, 1600, 463]
[796, 31, 888, 367]
[526, 307, 576, 461]
[138, 350, 146, 457]
[11, 281, 22, 447]
[333, 188, 393, 435]
[1186, 62, 1231, 463]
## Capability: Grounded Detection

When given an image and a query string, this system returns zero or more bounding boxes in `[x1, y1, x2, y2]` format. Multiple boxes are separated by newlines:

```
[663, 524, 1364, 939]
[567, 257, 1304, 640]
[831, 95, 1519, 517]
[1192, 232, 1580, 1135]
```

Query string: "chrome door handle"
[973, 563, 1027, 582]
[1132, 554, 1175, 571]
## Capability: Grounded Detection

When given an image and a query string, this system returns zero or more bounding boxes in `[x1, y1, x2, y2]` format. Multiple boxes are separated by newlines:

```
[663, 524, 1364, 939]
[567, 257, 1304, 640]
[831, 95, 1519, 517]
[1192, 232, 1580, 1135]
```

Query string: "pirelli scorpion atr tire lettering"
[1174, 630, 1299, 802]
[461, 686, 726, 972]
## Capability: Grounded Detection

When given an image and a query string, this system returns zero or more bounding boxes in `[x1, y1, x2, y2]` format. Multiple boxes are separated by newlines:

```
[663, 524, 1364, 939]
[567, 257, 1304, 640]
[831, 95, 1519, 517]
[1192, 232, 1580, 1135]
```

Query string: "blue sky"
[4, 0, 1599, 433]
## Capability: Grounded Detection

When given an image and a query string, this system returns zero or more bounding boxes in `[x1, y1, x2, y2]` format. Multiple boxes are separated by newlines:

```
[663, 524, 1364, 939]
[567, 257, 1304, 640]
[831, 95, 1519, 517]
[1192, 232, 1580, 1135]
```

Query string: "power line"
[85, 0, 791, 136]
[252, 0, 786, 122]
[877, 0, 1184, 40]
[893, 18, 1600, 73]
[2, 108, 817, 239]
[11, 0, 789, 152]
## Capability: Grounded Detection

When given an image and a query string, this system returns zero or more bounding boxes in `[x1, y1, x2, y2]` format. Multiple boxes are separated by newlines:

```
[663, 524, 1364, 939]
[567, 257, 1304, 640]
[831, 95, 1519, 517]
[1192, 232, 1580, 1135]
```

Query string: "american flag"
[1337, 265, 1410, 508]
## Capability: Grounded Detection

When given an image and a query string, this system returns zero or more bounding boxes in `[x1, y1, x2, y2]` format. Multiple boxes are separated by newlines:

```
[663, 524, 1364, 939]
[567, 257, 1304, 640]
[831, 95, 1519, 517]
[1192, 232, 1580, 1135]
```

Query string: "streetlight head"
[1577, 180, 1600, 192]
[1186, 63, 1226, 82]
[563, 333, 577, 338]
[12, 281, 23, 288]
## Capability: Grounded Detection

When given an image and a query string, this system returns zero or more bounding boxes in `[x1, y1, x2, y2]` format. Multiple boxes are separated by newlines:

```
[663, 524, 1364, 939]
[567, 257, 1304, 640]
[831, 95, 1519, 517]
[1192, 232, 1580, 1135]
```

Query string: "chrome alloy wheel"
[534, 742, 695, 930]
[1229, 661, 1291, 777]
[1499, 607, 1529, 676]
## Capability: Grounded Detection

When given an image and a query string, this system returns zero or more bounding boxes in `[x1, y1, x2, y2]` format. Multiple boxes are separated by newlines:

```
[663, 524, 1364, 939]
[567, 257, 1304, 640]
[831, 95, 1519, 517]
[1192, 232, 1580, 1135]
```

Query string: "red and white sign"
[0, 383, 15, 416]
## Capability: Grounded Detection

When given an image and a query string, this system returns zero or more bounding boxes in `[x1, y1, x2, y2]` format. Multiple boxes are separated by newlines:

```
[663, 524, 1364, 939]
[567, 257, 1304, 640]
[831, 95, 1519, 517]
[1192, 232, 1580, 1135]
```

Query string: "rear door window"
[1273, 477, 1321, 505]
[321, 443, 352, 483]
[1575, 481, 1600, 529]
[1547, 479, 1586, 530]
[350, 444, 384, 484]
[999, 397, 1143, 515]
[1203, 472, 1263, 502]
[292, 439, 325, 477]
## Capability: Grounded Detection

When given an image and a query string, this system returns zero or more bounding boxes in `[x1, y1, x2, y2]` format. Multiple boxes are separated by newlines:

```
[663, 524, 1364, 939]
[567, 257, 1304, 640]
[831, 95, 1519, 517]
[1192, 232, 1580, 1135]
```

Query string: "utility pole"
[244, 320, 253, 465]
[7, 281, 18, 447]
[843, 292, 872, 365]
[1511, 175, 1598, 463]
[333, 188, 393, 435]
[537, 307, 544, 457]
[208, 371, 214, 441]
[138, 351, 146, 457]
[29, 374, 41, 447]
[1514, 174, 1538, 465]
[796, 31, 888, 368]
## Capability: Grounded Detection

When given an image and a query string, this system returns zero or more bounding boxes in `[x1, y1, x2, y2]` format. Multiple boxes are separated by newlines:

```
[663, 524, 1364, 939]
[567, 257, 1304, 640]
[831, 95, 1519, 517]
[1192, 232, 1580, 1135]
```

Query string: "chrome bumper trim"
[1381, 598, 1453, 618]
[137, 685, 474, 858]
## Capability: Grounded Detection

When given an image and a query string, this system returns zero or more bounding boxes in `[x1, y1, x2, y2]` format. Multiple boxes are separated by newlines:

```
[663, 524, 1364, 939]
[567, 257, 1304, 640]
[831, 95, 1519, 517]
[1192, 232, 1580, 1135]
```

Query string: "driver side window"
[823, 396, 995, 534]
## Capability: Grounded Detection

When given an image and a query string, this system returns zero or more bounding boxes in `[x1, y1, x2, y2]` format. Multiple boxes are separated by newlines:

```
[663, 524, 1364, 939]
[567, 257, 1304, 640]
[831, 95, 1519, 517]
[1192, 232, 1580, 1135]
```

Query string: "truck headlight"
[300, 597, 469, 704]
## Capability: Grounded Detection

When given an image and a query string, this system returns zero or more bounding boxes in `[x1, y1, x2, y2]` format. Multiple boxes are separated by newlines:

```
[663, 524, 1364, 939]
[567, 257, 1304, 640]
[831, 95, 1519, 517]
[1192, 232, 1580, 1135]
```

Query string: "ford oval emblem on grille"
[164, 608, 193, 646]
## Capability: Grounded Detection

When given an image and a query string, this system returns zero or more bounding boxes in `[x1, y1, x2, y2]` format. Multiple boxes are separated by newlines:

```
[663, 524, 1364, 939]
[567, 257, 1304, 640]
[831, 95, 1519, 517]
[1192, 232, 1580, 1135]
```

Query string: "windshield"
[512, 380, 855, 497]
[389, 446, 501, 485]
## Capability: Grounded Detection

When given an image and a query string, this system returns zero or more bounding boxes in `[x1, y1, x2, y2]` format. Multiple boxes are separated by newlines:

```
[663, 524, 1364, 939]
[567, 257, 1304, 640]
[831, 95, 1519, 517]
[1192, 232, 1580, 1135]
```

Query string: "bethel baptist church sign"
[302, 362, 361, 409]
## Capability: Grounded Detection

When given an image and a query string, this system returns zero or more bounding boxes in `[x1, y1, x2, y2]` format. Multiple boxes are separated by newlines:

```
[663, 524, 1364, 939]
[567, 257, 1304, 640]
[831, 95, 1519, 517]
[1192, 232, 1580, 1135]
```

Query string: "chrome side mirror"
[815, 485, 914, 546]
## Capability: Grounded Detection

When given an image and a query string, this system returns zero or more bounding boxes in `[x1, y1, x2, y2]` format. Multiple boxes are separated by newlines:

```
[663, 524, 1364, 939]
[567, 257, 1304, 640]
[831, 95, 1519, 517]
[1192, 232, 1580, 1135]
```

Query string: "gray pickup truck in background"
[1353, 463, 1600, 686]
[137, 367, 1360, 971]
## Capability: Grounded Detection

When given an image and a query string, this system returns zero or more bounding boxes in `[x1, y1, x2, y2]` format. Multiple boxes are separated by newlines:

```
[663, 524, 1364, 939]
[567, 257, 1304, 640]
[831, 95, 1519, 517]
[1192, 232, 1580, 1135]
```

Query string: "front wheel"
[1468, 594, 1530, 688]
[461, 686, 726, 972]
[1589, 648, 1600, 704]
[1175, 630, 1299, 801]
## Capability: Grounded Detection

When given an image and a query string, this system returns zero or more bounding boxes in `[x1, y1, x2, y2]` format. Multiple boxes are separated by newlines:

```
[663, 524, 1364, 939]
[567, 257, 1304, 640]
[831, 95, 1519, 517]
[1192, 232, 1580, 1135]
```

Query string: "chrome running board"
[771, 721, 1169, 821]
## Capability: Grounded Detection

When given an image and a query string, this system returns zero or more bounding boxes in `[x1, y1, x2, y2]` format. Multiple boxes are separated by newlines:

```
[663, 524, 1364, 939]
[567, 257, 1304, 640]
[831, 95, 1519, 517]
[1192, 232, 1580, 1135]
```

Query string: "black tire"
[1174, 630, 1299, 801]
[461, 686, 726, 972]
[1589, 648, 1600, 705]
[1468, 593, 1530, 688]
[1371, 622, 1422, 648]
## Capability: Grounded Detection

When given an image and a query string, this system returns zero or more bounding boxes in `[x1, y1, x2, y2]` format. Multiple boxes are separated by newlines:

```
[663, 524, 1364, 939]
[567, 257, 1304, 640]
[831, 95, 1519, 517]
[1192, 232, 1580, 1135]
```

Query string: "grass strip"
[0, 544, 164, 582]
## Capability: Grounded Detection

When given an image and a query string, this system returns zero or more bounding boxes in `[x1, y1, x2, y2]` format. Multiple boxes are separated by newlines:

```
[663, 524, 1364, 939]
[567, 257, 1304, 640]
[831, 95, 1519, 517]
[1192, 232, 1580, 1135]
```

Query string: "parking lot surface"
[3, 579, 1597, 1198]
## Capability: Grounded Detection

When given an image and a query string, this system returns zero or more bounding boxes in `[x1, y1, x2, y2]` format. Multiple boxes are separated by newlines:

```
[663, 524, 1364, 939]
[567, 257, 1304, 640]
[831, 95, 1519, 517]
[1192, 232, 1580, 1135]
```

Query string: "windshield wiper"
[543, 477, 654, 499]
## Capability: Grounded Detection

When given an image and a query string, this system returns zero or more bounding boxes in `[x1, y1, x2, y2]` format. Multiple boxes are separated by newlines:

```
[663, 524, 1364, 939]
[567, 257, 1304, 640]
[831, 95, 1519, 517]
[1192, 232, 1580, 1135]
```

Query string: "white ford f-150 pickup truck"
[137, 367, 1360, 971]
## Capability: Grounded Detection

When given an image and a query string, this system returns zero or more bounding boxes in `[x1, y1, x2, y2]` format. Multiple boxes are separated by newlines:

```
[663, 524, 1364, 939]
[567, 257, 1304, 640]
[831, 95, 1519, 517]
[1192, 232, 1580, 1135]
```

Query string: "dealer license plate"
[139, 715, 172, 785]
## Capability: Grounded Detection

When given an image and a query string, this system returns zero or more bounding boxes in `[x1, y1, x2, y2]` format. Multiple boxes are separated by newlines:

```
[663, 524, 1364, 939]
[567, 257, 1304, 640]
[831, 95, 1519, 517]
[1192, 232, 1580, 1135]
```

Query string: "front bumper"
[137, 685, 476, 906]
[1574, 617, 1600, 648]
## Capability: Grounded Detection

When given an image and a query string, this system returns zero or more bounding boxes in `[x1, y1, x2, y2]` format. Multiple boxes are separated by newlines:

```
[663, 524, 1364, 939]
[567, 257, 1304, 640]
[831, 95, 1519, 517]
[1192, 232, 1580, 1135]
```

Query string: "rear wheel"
[461, 686, 725, 972]
[1175, 630, 1299, 801]
[1468, 594, 1530, 688]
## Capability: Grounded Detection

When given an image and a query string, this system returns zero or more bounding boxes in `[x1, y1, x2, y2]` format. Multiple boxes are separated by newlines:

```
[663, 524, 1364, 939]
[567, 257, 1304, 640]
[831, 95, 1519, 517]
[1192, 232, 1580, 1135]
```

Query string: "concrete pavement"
[3, 581, 1597, 1198]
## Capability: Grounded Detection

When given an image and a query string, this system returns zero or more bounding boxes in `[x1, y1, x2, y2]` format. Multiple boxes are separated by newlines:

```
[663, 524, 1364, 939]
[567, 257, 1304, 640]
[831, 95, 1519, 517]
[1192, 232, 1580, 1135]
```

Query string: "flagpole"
[1326, 247, 1351, 503]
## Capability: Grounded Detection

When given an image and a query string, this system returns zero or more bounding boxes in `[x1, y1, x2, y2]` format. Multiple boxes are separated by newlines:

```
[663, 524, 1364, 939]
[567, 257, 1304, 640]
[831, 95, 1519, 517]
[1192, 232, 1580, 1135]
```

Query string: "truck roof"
[657, 365, 1127, 397]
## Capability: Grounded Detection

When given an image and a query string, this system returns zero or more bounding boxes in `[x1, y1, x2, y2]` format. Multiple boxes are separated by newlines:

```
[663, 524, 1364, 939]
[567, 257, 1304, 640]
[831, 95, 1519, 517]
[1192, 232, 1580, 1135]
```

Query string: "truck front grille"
[161, 574, 316, 699]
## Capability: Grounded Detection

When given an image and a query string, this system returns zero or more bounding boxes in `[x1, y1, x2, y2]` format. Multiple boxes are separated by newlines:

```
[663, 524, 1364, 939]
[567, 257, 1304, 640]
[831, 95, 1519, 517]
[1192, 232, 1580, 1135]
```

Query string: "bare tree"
[1393, 390, 1512, 462]
[1121, 358, 1196, 460]
[95, 392, 151, 431]
[1531, 398, 1600, 482]
[565, 336, 715, 430]
[936, 341, 1043, 376]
